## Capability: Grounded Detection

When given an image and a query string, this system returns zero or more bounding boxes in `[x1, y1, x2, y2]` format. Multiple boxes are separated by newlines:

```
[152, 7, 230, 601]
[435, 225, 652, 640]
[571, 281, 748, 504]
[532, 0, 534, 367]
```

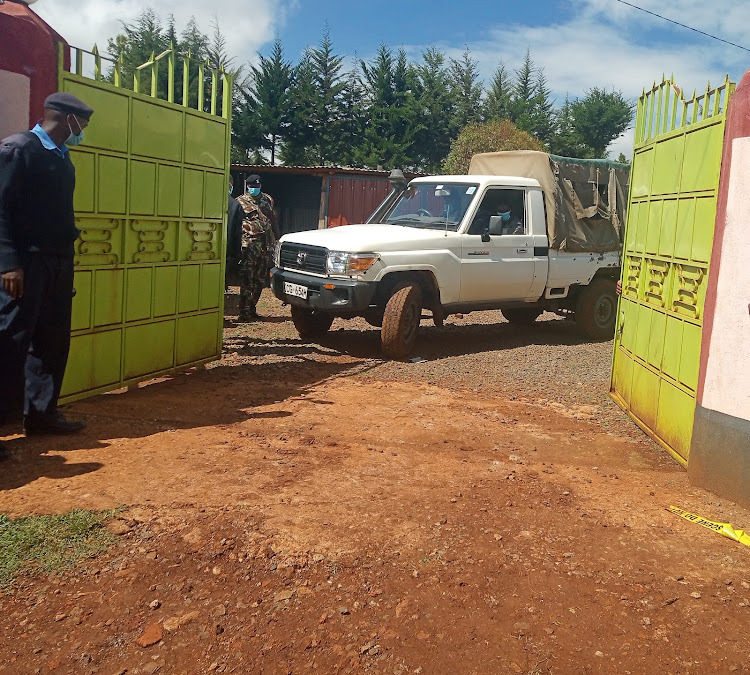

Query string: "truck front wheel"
[575, 278, 617, 340]
[290, 306, 334, 339]
[381, 283, 423, 359]
[501, 308, 543, 325]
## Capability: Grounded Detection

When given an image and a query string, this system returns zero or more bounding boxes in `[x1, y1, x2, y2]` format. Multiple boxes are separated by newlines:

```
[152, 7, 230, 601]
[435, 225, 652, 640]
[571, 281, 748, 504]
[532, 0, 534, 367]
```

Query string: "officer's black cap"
[43, 92, 95, 120]
[246, 174, 261, 184]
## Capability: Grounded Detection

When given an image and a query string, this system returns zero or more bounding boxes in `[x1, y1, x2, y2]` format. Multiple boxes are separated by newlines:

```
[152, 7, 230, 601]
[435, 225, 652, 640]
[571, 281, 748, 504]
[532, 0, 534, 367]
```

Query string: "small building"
[230, 165, 422, 235]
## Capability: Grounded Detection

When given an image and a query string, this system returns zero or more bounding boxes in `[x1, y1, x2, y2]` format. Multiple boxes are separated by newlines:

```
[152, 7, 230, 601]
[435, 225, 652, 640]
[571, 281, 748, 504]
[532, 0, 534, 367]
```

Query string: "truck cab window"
[468, 188, 526, 235]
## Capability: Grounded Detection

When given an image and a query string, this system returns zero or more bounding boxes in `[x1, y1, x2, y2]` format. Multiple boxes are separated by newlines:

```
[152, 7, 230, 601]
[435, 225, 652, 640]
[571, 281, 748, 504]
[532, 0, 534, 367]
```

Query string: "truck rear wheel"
[290, 306, 334, 339]
[501, 308, 543, 325]
[381, 283, 423, 359]
[575, 278, 617, 340]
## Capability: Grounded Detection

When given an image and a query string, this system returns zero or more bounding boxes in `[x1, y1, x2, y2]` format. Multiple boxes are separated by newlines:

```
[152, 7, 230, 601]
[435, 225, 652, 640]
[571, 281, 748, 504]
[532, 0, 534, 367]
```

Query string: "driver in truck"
[495, 202, 524, 235]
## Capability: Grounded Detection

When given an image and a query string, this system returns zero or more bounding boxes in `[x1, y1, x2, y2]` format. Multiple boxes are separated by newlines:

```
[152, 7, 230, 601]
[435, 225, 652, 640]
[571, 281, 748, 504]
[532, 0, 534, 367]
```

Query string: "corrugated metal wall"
[232, 172, 322, 235]
[327, 176, 391, 227]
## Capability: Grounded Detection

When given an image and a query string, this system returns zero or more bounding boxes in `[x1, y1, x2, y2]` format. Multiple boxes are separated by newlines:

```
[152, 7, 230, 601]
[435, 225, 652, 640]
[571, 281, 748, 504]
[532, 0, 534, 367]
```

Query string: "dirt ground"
[2, 289, 750, 674]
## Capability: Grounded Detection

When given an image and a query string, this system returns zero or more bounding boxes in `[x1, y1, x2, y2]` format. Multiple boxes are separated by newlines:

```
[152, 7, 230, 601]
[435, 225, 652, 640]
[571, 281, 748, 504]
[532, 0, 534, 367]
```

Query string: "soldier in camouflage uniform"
[236, 174, 278, 321]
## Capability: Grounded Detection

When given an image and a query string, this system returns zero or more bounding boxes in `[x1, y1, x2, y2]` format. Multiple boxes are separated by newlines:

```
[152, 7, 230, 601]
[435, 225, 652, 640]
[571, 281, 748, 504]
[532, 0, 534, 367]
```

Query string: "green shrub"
[442, 119, 545, 175]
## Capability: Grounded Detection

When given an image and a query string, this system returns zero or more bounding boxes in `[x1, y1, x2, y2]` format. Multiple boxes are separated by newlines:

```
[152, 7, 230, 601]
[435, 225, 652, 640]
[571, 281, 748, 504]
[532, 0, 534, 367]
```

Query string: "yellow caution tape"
[668, 506, 750, 547]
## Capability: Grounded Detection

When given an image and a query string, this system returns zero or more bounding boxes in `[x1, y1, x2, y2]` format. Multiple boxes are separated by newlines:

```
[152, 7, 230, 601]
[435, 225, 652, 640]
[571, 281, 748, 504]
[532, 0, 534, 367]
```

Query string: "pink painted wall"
[697, 70, 750, 422]
[0, 70, 30, 138]
[0, 1, 70, 131]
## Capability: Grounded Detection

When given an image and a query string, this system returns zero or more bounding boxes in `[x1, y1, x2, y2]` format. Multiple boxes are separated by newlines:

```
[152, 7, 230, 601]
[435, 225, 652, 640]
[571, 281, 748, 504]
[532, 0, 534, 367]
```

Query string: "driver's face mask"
[498, 211, 511, 223]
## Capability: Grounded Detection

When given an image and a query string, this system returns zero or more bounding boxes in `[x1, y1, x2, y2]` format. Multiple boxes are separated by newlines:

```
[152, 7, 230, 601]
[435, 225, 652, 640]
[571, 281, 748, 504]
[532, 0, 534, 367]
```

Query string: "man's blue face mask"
[247, 187, 261, 197]
[65, 115, 85, 146]
[498, 211, 511, 223]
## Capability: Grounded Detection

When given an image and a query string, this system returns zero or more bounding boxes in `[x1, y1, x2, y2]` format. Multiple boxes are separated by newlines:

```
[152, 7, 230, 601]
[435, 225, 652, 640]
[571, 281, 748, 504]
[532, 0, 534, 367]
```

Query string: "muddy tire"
[575, 278, 617, 340]
[501, 307, 543, 325]
[381, 283, 423, 359]
[290, 306, 334, 338]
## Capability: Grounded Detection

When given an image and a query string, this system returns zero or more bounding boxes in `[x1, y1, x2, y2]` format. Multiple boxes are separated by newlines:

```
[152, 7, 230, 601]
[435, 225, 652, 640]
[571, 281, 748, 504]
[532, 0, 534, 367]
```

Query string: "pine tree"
[359, 45, 415, 169]
[106, 9, 171, 95]
[483, 62, 512, 121]
[529, 70, 557, 145]
[336, 67, 367, 167]
[507, 51, 553, 145]
[281, 50, 318, 165]
[309, 27, 347, 165]
[245, 38, 293, 165]
[508, 49, 536, 128]
[449, 48, 483, 134]
[413, 47, 453, 172]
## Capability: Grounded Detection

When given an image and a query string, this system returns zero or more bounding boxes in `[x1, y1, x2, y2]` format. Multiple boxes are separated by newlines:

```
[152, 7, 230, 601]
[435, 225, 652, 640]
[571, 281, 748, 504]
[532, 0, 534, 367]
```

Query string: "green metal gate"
[611, 76, 734, 465]
[57, 44, 232, 403]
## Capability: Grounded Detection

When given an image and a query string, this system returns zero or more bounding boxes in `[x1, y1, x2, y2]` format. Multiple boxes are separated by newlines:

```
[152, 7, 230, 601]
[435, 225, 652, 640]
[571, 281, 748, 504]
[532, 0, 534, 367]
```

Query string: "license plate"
[284, 282, 308, 299]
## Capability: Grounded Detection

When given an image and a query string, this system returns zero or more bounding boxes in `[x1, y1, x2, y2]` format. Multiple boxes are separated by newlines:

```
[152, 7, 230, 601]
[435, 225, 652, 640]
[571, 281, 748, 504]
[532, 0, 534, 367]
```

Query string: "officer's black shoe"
[0, 442, 10, 461]
[24, 413, 86, 437]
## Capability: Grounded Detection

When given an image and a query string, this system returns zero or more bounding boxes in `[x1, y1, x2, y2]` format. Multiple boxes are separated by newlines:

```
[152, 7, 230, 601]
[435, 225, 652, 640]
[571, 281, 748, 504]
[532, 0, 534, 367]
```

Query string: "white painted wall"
[0, 70, 31, 139]
[701, 135, 750, 421]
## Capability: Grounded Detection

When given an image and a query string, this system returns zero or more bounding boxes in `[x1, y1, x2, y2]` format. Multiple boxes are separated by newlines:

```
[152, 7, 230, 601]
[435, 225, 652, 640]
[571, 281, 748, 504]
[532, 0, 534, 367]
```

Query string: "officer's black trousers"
[0, 254, 74, 423]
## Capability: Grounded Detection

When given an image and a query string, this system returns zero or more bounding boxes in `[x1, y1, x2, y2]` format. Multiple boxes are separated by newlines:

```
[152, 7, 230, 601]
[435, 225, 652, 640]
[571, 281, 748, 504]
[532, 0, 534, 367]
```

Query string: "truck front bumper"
[270, 268, 377, 313]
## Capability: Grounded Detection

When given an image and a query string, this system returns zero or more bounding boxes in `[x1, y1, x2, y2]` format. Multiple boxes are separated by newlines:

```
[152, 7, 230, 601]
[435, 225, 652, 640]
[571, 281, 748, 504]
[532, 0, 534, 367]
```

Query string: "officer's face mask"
[66, 115, 85, 146]
[498, 211, 511, 223]
[247, 186, 261, 197]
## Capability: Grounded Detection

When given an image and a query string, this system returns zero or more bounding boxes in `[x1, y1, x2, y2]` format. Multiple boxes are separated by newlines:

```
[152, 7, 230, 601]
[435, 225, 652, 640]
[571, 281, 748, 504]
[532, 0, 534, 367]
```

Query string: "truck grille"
[280, 243, 327, 274]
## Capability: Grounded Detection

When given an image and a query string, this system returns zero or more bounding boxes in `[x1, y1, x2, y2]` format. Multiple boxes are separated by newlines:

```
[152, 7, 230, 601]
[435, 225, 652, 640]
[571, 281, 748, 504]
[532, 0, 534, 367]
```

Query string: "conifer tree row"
[106, 13, 634, 171]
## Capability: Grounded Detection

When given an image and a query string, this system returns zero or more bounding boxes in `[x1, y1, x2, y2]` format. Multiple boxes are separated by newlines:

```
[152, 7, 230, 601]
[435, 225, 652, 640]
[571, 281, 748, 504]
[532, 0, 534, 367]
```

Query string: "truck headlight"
[274, 240, 282, 267]
[326, 252, 379, 275]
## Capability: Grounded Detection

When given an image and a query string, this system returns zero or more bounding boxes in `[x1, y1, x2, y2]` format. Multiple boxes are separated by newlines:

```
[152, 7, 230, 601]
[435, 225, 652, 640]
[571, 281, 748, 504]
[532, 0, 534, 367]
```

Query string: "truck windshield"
[382, 182, 479, 231]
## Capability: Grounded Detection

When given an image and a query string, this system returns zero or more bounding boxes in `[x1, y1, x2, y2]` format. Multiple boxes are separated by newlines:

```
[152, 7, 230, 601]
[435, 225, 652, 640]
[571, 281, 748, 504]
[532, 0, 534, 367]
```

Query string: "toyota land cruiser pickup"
[270, 151, 628, 358]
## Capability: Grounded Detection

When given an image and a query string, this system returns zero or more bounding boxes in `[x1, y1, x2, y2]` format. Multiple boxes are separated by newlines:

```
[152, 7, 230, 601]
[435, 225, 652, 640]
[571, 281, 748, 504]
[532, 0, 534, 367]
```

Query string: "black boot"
[24, 412, 86, 436]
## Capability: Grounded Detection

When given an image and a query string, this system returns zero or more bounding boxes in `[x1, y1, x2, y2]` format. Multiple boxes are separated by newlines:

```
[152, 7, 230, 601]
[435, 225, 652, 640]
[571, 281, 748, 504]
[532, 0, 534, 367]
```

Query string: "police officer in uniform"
[235, 175, 278, 321]
[0, 92, 93, 458]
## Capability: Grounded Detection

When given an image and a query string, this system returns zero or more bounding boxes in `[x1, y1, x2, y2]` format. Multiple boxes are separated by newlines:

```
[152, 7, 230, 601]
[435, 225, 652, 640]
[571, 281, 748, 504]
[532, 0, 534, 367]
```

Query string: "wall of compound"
[689, 70, 750, 507]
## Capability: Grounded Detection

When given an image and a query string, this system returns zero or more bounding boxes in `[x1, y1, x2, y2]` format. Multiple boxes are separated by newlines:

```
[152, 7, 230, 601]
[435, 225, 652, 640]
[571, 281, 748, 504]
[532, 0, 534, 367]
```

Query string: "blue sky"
[36, 0, 750, 157]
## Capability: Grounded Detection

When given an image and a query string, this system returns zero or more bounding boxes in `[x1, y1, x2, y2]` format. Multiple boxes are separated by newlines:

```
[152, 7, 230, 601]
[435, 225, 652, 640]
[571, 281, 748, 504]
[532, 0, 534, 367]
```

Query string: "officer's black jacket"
[227, 196, 244, 259]
[0, 131, 77, 273]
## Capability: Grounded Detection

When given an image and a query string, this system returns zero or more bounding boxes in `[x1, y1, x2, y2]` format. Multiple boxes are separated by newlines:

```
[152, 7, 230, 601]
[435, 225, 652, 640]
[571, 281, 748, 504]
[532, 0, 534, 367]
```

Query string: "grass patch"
[0, 509, 119, 590]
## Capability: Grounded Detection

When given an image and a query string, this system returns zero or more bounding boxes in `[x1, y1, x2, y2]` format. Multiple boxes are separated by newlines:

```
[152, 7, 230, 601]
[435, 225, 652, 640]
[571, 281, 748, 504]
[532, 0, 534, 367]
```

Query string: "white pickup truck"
[270, 151, 628, 358]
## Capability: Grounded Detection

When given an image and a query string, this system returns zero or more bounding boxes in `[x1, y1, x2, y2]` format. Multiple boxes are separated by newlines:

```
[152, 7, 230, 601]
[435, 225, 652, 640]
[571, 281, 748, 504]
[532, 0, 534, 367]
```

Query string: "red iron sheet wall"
[327, 176, 391, 228]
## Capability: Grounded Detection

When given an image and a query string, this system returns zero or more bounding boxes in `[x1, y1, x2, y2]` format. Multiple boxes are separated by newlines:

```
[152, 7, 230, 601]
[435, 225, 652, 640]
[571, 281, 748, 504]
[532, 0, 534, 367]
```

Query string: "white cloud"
[404, 1, 746, 158]
[34, 0, 286, 68]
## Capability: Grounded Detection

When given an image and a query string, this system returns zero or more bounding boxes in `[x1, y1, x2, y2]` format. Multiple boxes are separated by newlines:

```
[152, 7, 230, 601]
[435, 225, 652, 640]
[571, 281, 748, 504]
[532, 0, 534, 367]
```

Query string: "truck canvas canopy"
[469, 150, 629, 253]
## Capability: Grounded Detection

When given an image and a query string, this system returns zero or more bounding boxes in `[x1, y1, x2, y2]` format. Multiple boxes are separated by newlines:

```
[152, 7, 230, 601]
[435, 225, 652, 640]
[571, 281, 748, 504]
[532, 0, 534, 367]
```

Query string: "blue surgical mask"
[498, 211, 511, 223]
[66, 115, 84, 147]
[228, 188, 233, 195]
[247, 187, 261, 197]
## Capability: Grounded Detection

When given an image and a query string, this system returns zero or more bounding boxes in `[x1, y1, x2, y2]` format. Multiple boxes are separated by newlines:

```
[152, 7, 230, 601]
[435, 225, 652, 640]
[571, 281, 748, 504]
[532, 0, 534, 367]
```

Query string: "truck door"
[459, 187, 536, 302]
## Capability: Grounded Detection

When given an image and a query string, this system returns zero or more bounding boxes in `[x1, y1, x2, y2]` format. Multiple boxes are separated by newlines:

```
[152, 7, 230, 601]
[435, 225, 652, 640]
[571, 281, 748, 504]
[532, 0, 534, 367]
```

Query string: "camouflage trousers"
[239, 239, 268, 318]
